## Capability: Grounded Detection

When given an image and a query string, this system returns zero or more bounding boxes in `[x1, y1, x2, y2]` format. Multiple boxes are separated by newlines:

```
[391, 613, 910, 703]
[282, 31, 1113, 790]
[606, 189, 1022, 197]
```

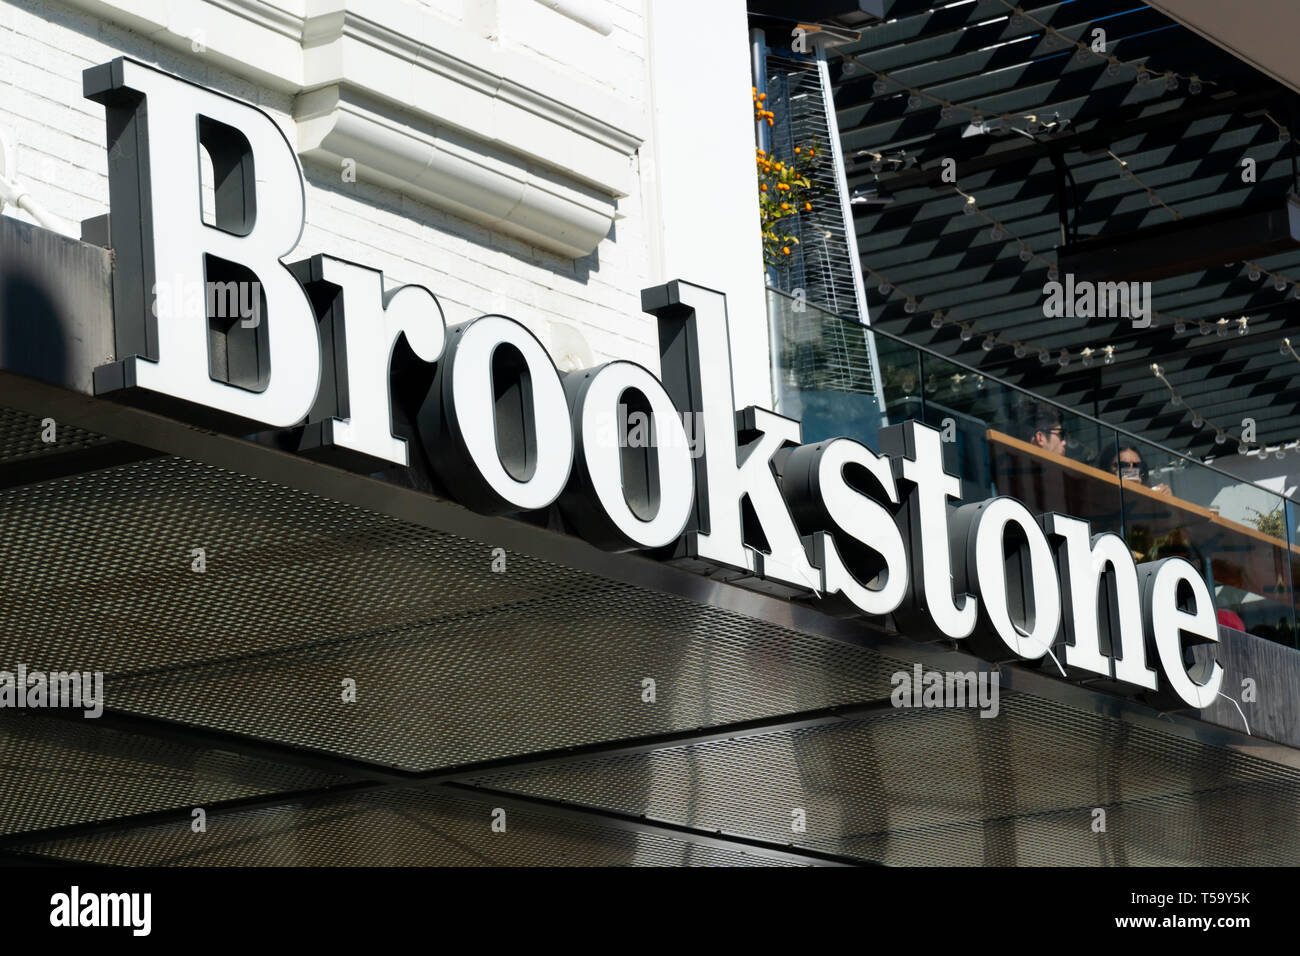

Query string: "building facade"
[0, 0, 1296, 867]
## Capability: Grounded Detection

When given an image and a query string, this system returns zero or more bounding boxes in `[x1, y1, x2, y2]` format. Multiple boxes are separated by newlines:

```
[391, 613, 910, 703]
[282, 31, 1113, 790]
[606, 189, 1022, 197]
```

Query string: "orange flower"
[782, 246, 791, 255]
[781, 203, 790, 210]
[760, 183, 767, 191]
[804, 202, 812, 211]
[758, 93, 766, 101]
[794, 147, 801, 154]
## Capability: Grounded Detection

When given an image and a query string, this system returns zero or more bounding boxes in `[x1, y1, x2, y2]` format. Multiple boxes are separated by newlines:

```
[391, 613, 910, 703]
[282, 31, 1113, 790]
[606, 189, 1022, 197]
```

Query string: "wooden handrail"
[986, 429, 1299, 556]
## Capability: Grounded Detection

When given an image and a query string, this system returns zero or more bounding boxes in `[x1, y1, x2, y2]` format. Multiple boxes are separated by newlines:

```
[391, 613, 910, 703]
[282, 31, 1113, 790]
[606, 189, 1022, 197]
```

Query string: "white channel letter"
[570, 361, 694, 550]
[970, 498, 1061, 660]
[448, 315, 573, 512]
[647, 282, 818, 590]
[95, 58, 319, 426]
[1043, 514, 1157, 688]
[811, 438, 908, 616]
[900, 422, 977, 639]
[315, 258, 446, 466]
[1147, 558, 1224, 708]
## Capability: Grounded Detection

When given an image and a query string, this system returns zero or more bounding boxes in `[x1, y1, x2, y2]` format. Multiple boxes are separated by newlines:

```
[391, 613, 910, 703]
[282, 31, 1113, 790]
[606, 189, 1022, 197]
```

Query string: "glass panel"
[1118, 437, 1296, 646]
[916, 352, 1122, 533]
[1290, 497, 1300, 650]
[766, 287, 1299, 647]
[767, 287, 889, 450]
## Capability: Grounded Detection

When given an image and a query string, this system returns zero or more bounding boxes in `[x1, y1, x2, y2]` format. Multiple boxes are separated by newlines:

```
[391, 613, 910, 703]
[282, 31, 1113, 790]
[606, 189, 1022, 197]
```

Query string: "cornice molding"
[58, 0, 645, 257]
[295, 86, 619, 258]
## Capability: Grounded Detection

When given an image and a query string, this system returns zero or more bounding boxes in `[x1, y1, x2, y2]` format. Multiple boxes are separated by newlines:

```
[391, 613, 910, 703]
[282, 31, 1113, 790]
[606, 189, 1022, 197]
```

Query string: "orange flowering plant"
[754, 86, 822, 266]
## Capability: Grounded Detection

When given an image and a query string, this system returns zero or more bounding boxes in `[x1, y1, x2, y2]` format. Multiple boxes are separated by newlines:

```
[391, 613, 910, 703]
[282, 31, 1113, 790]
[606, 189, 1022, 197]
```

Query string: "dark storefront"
[0, 0, 1297, 878]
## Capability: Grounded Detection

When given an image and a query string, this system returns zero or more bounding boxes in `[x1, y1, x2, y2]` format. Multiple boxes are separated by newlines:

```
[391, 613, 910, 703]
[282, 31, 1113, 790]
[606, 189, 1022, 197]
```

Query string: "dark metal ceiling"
[829, 0, 1300, 461]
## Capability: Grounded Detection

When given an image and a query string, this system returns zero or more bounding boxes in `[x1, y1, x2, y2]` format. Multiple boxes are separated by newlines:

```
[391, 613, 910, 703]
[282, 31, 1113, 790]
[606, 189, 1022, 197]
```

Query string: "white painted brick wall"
[0, 0, 659, 373]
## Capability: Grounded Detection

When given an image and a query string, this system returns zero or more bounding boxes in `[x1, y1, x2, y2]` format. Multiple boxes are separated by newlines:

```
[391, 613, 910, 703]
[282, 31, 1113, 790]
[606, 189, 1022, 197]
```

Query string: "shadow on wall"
[0, 217, 114, 393]
[0, 266, 70, 387]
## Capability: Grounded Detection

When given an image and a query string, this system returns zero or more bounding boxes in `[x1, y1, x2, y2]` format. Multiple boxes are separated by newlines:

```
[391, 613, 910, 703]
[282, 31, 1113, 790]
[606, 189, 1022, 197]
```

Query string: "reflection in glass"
[766, 288, 1298, 648]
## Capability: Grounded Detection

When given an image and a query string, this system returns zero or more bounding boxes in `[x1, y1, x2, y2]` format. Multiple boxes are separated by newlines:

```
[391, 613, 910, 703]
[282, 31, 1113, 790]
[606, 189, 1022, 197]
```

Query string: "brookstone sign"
[81, 57, 1223, 710]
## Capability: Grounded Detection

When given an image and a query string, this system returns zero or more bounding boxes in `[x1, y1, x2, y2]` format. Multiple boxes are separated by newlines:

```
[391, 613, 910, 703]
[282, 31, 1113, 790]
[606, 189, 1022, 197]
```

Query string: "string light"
[1239, 260, 1300, 299]
[843, 4, 1213, 133]
[851, 129, 1295, 381]
[1105, 149, 1181, 221]
[992, 2, 1214, 90]
[1262, 111, 1291, 143]
[862, 189, 1141, 368]
[1151, 363, 1260, 454]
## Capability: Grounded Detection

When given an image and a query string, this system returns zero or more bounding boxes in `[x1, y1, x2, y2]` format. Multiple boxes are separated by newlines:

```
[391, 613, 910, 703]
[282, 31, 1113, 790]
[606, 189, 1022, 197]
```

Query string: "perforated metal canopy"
[0, 402, 1296, 866]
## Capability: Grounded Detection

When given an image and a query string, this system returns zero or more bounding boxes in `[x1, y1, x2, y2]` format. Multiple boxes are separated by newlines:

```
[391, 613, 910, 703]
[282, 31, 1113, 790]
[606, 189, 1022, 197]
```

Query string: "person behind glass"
[1024, 406, 1068, 456]
[1108, 444, 1172, 495]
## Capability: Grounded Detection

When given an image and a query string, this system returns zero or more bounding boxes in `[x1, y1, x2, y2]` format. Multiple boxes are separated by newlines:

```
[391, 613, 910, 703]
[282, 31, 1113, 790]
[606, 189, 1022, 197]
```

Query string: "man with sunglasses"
[1024, 406, 1069, 456]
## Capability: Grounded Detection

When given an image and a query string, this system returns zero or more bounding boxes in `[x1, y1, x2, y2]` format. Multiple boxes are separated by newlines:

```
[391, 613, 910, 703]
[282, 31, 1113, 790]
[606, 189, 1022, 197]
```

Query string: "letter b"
[84, 57, 320, 428]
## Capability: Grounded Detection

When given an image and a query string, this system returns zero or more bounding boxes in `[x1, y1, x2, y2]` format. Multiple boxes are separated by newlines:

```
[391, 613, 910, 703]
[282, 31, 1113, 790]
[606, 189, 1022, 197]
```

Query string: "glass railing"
[768, 286, 1299, 649]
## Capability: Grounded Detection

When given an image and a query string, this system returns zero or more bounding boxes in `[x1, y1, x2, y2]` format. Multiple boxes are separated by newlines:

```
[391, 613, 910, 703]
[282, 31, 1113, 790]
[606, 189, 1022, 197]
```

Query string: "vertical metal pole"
[751, 28, 771, 155]
[752, 29, 775, 292]
[752, 27, 784, 411]
[813, 43, 888, 421]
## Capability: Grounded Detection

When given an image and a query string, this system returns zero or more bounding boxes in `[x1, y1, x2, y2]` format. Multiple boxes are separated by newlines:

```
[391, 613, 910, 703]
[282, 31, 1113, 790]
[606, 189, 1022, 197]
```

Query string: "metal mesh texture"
[4, 407, 1296, 866]
[12, 786, 803, 866]
[0, 407, 108, 464]
[464, 694, 1300, 866]
[0, 711, 351, 838]
[0, 452, 909, 773]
